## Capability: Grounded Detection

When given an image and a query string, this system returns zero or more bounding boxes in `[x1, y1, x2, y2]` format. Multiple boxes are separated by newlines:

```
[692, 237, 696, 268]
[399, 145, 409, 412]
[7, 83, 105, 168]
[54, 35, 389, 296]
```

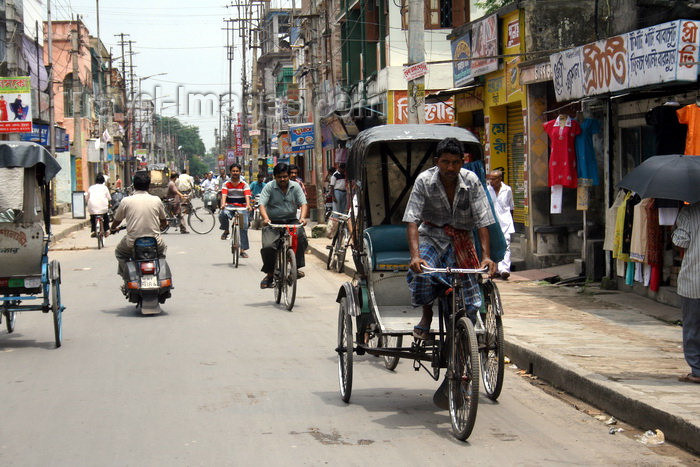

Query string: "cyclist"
[86, 173, 111, 238]
[168, 173, 190, 234]
[258, 162, 308, 289]
[177, 169, 195, 196]
[249, 172, 267, 197]
[200, 171, 217, 192]
[219, 163, 252, 257]
[403, 137, 496, 340]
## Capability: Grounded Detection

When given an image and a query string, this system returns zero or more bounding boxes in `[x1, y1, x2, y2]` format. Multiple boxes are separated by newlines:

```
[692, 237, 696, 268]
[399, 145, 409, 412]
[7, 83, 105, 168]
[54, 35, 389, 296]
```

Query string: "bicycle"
[95, 214, 106, 249]
[268, 223, 300, 312]
[477, 278, 505, 400]
[326, 211, 350, 273]
[162, 198, 216, 234]
[225, 206, 249, 267]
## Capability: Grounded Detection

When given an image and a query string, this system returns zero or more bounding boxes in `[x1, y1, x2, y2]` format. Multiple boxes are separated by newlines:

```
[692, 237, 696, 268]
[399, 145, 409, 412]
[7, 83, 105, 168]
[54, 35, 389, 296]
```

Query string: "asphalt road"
[0, 225, 692, 466]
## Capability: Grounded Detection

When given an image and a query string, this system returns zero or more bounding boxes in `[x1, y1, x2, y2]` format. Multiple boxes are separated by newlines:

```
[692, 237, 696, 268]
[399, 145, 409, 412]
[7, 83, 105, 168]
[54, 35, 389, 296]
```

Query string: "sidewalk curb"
[504, 336, 699, 455]
[51, 219, 90, 244]
[308, 241, 699, 455]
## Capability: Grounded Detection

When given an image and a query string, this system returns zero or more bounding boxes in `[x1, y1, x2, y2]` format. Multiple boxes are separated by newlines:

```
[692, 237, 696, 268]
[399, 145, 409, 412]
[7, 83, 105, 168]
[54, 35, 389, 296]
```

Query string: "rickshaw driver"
[111, 171, 168, 278]
[404, 137, 497, 340]
[258, 163, 309, 288]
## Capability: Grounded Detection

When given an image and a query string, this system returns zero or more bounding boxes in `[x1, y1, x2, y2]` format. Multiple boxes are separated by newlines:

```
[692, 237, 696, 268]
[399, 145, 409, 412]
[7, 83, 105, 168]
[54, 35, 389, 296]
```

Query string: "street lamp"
[134, 73, 167, 163]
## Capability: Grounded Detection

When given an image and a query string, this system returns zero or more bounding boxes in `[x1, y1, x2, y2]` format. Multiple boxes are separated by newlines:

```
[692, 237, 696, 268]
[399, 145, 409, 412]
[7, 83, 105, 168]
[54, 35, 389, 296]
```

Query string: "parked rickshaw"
[0, 142, 65, 347]
[335, 125, 505, 441]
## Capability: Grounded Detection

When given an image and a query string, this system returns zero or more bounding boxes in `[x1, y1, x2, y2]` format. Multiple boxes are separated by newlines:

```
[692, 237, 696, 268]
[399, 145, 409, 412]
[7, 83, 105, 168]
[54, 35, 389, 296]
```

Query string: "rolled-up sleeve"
[259, 183, 272, 206]
[403, 177, 425, 224]
[673, 210, 691, 249]
[470, 179, 495, 229]
[294, 184, 307, 206]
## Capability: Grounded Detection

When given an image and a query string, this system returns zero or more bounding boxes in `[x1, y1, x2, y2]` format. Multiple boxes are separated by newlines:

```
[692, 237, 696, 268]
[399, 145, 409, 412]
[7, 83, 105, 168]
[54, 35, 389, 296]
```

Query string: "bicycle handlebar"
[224, 206, 249, 211]
[268, 223, 302, 228]
[421, 265, 488, 275]
[331, 211, 350, 219]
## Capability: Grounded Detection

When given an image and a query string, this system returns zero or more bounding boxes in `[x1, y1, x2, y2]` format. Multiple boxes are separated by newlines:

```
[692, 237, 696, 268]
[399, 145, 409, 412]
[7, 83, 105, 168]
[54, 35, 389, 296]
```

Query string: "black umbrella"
[617, 154, 700, 203]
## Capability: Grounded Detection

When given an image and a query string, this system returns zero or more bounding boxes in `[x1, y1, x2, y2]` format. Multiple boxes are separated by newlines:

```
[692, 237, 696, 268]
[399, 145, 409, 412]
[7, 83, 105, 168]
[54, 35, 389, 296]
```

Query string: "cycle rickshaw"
[334, 125, 505, 440]
[0, 142, 65, 347]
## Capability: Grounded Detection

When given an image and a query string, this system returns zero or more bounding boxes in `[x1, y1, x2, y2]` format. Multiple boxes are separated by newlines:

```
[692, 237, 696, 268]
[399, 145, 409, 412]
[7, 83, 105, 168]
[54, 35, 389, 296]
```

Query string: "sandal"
[296, 270, 305, 278]
[240, 251, 249, 258]
[260, 276, 273, 289]
[678, 373, 700, 384]
[413, 324, 431, 340]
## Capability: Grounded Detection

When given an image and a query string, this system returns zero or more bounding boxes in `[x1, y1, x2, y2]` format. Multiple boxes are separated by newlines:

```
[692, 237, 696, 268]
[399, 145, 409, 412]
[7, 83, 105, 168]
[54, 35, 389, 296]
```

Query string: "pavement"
[49, 212, 92, 245]
[307, 232, 700, 455]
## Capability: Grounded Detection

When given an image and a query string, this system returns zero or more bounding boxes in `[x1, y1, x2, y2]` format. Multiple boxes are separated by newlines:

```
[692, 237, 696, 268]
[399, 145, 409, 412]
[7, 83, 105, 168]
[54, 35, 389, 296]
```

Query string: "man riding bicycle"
[404, 137, 496, 340]
[219, 163, 252, 257]
[258, 163, 308, 289]
[167, 173, 189, 234]
[111, 171, 168, 279]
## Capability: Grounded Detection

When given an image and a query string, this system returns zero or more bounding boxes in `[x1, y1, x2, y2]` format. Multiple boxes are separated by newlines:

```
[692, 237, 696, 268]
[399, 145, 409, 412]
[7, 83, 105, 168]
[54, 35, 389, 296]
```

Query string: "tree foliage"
[474, 0, 514, 14]
[154, 116, 208, 175]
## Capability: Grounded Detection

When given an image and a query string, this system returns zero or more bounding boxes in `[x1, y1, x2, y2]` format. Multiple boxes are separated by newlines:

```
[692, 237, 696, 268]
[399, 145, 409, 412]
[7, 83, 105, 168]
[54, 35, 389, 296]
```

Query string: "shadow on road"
[101, 306, 170, 318]
[0, 333, 56, 350]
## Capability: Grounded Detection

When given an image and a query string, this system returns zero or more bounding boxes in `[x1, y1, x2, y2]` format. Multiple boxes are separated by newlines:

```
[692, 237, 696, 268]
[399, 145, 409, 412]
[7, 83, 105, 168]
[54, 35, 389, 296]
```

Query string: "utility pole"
[407, 0, 425, 124]
[71, 18, 83, 188]
[47, 0, 56, 212]
[310, 3, 324, 221]
[224, 18, 235, 151]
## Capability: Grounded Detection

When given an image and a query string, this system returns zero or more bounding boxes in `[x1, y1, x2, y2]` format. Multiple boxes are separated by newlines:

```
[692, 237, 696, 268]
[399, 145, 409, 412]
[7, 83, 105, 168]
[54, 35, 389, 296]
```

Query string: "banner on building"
[451, 31, 472, 87]
[234, 125, 243, 157]
[550, 19, 700, 101]
[471, 15, 499, 78]
[0, 77, 32, 133]
[226, 149, 236, 166]
[289, 123, 315, 151]
[392, 91, 454, 124]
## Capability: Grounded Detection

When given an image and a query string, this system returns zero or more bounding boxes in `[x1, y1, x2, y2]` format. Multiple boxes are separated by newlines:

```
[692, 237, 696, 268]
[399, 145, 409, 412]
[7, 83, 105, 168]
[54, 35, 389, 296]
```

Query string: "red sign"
[392, 91, 455, 125]
[234, 125, 243, 157]
[0, 77, 32, 133]
[403, 62, 428, 81]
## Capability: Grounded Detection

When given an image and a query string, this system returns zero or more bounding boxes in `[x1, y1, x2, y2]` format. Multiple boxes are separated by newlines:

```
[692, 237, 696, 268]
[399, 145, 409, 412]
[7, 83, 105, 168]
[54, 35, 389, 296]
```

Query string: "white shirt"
[177, 174, 195, 191]
[488, 183, 515, 235]
[86, 183, 111, 215]
[201, 178, 217, 192]
[330, 171, 346, 191]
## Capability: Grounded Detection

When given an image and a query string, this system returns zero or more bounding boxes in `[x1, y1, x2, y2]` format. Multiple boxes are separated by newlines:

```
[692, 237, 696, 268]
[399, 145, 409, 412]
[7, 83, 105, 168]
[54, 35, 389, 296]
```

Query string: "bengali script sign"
[0, 77, 32, 133]
[393, 91, 454, 124]
[550, 20, 700, 101]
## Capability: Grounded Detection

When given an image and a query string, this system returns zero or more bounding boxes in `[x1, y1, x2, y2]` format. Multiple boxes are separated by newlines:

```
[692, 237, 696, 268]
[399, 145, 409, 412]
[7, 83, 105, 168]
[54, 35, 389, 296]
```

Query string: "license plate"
[140, 275, 159, 289]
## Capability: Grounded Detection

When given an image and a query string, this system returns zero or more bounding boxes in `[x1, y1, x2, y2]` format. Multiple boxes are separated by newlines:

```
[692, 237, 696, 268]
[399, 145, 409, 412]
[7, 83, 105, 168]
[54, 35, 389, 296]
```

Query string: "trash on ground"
[609, 427, 624, 435]
[504, 356, 511, 364]
[593, 414, 609, 422]
[605, 417, 617, 426]
[509, 364, 518, 369]
[637, 429, 665, 446]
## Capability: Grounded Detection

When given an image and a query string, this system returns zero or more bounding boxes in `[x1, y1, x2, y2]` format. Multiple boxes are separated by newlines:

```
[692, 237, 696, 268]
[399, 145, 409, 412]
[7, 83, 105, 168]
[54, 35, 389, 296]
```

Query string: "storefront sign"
[403, 62, 428, 81]
[0, 77, 32, 133]
[550, 19, 700, 101]
[451, 32, 472, 87]
[520, 61, 552, 84]
[234, 125, 243, 157]
[507, 19, 520, 48]
[471, 15, 499, 78]
[226, 149, 236, 166]
[289, 123, 315, 151]
[392, 90, 454, 124]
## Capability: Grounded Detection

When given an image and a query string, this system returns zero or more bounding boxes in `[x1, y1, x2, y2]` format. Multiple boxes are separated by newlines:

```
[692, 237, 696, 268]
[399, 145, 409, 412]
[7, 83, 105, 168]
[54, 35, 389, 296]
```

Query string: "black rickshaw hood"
[346, 124, 481, 181]
[0, 141, 62, 182]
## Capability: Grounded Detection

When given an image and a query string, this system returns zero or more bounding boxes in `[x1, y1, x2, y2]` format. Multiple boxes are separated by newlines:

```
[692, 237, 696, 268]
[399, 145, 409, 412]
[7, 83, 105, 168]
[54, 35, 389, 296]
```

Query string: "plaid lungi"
[407, 241, 482, 309]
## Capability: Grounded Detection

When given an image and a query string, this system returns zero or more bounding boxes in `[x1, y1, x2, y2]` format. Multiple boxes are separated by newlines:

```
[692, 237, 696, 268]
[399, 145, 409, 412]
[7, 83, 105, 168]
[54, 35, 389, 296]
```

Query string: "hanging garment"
[604, 190, 627, 251]
[658, 207, 679, 225]
[613, 191, 632, 259]
[649, 264, 661, 292]
[630, 198, 651, 263]
[625, 261, 635, 286]
[645, 199, 663, 266]
[621, 194, 641, 258]
[646, 104, 687, 155]
[634, 261, 643, 283]
[574, 118, 601, 185]
[544, 117, 580, 188]
[676, 104, 700, 156]
[643, 263, 652, 287]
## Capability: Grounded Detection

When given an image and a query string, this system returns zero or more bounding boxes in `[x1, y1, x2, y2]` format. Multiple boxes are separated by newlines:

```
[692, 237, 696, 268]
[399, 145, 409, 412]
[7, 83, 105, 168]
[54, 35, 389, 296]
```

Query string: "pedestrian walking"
[330, 163, 347, 215]
[487, 170, 515, 279]
[673, 202, 700, 383]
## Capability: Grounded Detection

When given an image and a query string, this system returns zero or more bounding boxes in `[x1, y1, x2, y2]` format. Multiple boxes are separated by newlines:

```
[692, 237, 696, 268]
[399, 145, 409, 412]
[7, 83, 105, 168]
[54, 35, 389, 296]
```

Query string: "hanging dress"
[543, 117, 580, 189]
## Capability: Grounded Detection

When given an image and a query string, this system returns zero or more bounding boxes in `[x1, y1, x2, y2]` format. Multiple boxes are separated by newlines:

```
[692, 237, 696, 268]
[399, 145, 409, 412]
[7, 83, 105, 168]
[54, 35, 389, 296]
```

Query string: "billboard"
[0, 77, 32, 133]
[289, 123, 315, 151]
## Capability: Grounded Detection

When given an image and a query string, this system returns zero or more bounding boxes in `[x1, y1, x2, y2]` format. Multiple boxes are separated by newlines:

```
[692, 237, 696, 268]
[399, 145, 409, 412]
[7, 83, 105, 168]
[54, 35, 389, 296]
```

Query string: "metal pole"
[47, 0, 57, 213]
[71, 19, 83, 188]
[407, 0, 425, 124]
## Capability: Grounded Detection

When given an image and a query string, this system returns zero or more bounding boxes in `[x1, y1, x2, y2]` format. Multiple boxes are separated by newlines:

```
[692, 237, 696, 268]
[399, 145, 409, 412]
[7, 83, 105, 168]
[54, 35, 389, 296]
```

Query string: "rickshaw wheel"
[4, 311, 16, 333]
[51, 284, 62, 348]
[481, 282, 504, 400]
[283, 249, 297, 311]
[449, 317, 479, 441]
[381, 335, 402, 371]
[337, 297, 353, 403]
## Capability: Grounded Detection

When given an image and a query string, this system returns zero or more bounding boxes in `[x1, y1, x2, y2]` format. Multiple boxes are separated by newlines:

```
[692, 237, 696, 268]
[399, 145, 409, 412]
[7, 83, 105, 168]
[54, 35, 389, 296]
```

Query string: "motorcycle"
[120, 236, 173, 315]
[324, 189, 333, 222]
[203, 189, 218, 213]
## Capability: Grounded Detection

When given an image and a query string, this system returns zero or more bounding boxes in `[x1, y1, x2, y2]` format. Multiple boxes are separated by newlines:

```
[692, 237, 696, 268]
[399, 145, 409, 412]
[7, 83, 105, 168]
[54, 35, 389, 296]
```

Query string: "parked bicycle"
[162, 198, 215, 234]
[326, 211, 350, 273]
[268, 223, 300, 311]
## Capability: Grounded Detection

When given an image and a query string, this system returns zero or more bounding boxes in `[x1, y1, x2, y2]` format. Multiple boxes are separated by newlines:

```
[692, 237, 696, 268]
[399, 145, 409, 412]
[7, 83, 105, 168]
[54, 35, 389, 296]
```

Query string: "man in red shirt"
[219, 163, 252, 257]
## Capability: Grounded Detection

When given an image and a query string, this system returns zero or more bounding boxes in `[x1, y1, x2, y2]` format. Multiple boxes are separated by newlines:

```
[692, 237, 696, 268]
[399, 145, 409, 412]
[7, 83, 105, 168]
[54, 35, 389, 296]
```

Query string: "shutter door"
[507, 104, 526, 227]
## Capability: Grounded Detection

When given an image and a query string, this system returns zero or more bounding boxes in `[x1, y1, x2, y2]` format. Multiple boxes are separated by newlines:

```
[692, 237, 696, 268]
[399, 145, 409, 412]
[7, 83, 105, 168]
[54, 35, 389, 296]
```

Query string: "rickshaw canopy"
[0, 141, 62, 182]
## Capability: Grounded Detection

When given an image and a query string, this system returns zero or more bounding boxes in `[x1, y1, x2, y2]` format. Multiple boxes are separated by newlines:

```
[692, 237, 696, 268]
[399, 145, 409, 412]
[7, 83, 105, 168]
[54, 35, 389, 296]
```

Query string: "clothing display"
[604, 190, 627, 251]
[646, 104, 687, 155]
[574, 118, 601, 185]
[658, 207, 679, 226]
[543, 116, 580, 189]
[612, 191, 632, 259]
[645, 199, 663, 266]
[676, 104, 700, 156]
[621, 194, 641, 257]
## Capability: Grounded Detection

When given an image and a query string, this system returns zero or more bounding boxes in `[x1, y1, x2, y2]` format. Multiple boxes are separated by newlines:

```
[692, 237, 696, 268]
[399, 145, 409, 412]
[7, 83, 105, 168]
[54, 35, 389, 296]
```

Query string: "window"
[401, 0, 466, 30]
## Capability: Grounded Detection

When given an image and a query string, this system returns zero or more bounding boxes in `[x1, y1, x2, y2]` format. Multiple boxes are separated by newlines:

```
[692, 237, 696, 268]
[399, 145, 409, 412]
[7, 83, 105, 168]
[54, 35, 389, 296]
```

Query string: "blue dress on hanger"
[574, 118, 601, 185]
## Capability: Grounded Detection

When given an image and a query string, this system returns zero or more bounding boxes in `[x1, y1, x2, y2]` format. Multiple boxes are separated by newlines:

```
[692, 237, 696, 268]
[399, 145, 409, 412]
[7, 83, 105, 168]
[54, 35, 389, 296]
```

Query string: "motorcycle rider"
[110, 171, 168, 279]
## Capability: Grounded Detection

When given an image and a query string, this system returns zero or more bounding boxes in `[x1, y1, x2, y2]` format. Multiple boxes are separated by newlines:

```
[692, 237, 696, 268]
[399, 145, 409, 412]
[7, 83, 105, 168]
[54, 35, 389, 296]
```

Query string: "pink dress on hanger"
[543, 117, 580, 189]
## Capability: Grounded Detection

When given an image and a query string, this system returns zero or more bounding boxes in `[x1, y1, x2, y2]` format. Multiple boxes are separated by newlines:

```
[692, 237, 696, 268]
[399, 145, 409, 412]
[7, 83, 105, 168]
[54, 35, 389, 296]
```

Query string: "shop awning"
[425, 84, 480, 103]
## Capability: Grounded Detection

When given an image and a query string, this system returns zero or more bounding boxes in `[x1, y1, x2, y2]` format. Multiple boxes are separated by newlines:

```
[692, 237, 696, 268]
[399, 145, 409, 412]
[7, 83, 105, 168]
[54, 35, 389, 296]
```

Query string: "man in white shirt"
[487, 170, 515, 279]
[177, 169, 195, 195]
[86, 173, 112, 238]
[329, 163, 347, 216]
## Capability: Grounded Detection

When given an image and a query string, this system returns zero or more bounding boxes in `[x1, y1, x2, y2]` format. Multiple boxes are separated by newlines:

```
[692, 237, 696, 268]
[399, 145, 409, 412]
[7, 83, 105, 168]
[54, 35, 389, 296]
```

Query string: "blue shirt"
[259, 180, 307, 222]
[250, 180, 266, 197]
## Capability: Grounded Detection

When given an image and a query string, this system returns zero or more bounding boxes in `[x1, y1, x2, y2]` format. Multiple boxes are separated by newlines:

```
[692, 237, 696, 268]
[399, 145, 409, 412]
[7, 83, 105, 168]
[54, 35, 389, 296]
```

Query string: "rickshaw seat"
[364, 225, 411, 270]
